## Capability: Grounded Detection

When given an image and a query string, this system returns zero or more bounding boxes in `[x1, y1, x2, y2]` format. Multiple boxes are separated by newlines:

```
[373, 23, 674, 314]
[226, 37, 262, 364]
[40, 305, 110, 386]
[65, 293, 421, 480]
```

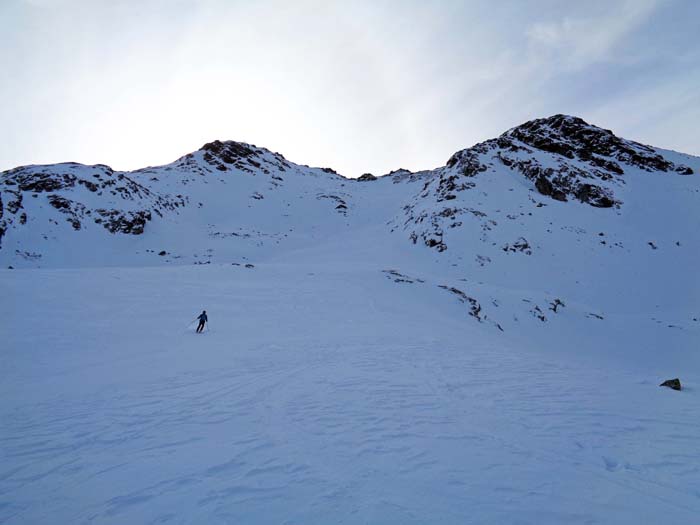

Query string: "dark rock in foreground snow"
[659, 378, 682, 391]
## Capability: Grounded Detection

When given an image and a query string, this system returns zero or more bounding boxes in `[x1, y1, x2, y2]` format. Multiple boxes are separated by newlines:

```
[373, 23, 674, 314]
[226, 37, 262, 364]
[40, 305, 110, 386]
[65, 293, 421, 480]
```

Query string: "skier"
[196, 310, 208, 333]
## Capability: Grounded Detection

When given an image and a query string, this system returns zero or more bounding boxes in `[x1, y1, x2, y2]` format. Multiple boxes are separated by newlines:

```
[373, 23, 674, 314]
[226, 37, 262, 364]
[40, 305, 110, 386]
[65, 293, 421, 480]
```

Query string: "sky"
[1, 0, 699, 177]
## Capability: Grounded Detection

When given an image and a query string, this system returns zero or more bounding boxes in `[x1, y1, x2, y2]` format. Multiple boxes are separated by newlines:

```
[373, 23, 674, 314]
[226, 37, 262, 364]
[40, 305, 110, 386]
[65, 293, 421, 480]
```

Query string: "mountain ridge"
[5, 114, 694, 179]
[1, 114, 697, 269]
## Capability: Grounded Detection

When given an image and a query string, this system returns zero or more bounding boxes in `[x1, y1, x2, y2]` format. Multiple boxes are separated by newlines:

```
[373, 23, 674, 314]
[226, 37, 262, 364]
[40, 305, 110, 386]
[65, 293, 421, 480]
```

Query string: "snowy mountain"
[2, 115, 699, 523]
[2, 114, 697, 338]
[1, 115, 696, 265]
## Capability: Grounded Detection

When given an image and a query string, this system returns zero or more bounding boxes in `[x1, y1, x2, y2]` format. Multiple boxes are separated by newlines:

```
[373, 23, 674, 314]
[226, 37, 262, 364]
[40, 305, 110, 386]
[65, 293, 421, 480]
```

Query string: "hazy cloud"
[525, 0, 660, 70]
[1, 0, 698, 176]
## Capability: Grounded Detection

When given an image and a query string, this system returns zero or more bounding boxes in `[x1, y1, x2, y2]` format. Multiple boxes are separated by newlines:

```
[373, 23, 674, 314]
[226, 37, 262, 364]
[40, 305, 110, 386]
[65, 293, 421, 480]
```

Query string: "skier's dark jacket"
[198, 313, 208, 322]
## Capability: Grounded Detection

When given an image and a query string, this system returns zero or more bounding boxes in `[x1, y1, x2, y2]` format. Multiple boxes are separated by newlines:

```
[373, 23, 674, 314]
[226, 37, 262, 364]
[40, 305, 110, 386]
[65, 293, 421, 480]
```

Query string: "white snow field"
[1, 116, 699, 523]
[2, 262, 699, 524]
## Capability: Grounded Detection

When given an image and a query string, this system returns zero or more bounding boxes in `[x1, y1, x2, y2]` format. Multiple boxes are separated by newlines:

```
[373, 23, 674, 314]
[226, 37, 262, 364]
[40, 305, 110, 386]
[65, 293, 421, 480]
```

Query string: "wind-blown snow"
[1, 116, 699, 523]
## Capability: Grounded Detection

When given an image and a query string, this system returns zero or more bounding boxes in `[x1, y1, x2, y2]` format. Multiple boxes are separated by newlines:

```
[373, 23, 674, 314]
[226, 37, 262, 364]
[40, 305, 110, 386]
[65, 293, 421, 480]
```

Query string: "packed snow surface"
[1, 116, 699, 523]
[2, 262, 699, 524]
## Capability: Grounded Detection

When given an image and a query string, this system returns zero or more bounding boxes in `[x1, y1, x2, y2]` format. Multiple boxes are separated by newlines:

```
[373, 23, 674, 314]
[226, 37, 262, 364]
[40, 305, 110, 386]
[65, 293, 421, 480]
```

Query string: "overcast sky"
[2, 0, 698, 176]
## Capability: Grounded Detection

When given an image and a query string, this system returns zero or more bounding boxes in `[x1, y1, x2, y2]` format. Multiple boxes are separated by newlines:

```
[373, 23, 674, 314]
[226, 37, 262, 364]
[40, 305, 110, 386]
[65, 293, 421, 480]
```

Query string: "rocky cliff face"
[188, 140, 292, 175]
[0, 163, 185, 249]
[446, 114, 693, 208]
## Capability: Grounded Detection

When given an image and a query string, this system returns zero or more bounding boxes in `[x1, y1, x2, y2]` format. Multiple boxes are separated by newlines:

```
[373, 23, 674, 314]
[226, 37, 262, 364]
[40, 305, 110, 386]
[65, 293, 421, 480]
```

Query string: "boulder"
[659, 378, 682, 391]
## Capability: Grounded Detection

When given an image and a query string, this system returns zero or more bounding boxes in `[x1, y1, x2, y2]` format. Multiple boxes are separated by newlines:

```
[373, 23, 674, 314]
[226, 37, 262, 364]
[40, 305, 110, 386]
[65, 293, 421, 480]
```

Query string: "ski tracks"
[1, 340, 699, 523]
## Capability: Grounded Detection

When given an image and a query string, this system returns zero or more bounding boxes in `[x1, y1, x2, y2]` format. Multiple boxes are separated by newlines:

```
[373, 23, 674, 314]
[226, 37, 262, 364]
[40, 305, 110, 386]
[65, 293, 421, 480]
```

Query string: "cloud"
[525, 0, 660, 71]
[1, 0, 697, 175]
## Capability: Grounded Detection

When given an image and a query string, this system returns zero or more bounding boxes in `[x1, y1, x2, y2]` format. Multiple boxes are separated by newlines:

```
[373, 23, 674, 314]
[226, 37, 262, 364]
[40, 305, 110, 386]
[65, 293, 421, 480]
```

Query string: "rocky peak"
[504, 114, 692, 175]
[507, 114, 600, 145]
[440, 114, 695, 211]
[506, 114, 621, 162]
[200, 140, 257, 160]
[404, 114, 697, 252]
[175, 139, 293, 175]
[197, 140, 262, 172]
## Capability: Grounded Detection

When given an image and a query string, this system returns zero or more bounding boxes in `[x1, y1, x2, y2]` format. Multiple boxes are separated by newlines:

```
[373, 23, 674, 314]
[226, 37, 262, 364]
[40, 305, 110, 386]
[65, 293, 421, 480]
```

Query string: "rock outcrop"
[660, 378, 682, 391]
[400, 114, 695, 251]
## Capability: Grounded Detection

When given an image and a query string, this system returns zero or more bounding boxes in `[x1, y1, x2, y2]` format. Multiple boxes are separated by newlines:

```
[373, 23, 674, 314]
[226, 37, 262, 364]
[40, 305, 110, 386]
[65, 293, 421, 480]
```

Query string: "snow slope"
[1, 115, 699, 523]
[2, 264, 699, 524]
